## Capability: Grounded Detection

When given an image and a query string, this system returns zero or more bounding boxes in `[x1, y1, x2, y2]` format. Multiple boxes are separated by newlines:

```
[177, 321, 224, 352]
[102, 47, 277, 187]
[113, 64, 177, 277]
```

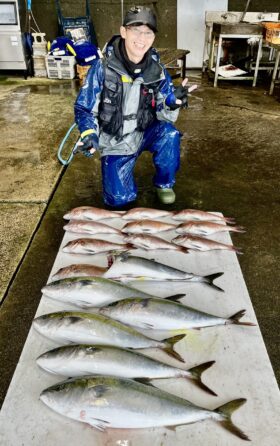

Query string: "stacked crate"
[32, 33, 47, 77]
[45, 55, 76, 79]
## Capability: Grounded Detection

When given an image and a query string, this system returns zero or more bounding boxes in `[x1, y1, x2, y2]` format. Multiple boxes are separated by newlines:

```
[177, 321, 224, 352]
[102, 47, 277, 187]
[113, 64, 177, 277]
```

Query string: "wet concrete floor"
[0, 73, 279, 407]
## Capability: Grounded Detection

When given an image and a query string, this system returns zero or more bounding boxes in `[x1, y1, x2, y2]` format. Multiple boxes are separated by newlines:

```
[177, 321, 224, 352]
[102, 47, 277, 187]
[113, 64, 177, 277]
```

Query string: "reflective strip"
[66, 43, 77, 56]
[121, 75, 133, 83]
[81, 129, 95, 138]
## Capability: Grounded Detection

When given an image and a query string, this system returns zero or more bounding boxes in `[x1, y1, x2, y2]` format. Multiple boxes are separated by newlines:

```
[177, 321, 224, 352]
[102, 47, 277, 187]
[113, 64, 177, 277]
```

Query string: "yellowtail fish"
[99, 296, 256, 330]
[33, 312, 185, 362]
[37, 344, 216, 395]
[40, 376, 250, 440]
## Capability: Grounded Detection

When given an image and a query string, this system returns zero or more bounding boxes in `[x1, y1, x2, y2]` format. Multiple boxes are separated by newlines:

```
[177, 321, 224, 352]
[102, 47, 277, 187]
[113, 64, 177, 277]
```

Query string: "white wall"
[177, 0, 228, 68]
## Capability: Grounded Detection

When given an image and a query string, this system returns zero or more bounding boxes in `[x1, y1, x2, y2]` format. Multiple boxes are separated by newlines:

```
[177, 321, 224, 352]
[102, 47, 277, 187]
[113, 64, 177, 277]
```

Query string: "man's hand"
[76, 133, 99, 157]
[168, 78, 198, 110]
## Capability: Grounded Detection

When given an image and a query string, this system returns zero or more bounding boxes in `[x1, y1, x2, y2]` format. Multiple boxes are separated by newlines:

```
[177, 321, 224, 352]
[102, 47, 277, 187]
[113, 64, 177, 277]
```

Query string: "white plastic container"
[45, 55, 76, 79]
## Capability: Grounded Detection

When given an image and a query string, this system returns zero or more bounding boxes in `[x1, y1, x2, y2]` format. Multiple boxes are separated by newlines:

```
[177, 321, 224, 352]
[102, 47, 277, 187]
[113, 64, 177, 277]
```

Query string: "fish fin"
[232, 225, 246, 233]
[215, 398, 250, 441]
[134, 378, 155, 387]
[162, 334, 186, 363]
[228, 310, 256, 326]
[204, 272, 224, 292]
[188, 361, 217, 396]
[224, 217, 236, 225]
[89, 418, 110, 432]
[164, 294, 186, 302]
[179, 246, 189, 254]
[165, 425, 177, 432]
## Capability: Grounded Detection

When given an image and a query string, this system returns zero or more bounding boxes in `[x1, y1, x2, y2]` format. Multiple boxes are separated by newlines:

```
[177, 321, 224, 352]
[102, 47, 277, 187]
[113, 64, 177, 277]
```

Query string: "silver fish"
[63, 206, 123, 221]
[63, 220, 122, 235]
[104, 254, 224, 291]
[33, 312, 185, 362]
[172, 234, 242, 254]
[51, 264, 107, 281]
[42, 276, 181, 308]
[62, 238, 132, 255]
[122, 207, 173, 220]
[40, 376, 249, 440]
[36, 344, 216, 395]
[172, 209, 235, 224]
[176, 221, 245, 236]
[99, 296, 256, 330]
[123, 234, 188, 253]
[122, 219, 177, 234]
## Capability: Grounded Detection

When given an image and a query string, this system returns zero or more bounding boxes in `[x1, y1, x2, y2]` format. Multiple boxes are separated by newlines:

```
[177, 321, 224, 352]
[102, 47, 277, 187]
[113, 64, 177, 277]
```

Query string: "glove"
[168, 85, 188, 110]
[78, 132, 99, 157]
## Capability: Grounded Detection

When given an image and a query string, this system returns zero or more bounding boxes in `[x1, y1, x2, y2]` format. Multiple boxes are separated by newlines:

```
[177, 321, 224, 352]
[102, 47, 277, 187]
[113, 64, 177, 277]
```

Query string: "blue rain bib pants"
[101, 120, 181, 207]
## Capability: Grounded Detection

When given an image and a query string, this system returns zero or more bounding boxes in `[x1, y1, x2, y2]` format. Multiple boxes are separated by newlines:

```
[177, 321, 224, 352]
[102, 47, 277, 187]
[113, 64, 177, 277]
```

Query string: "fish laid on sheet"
[41, 276, 184, 308]
[51, 264, 107, 281]
[123, 234, 188, 254]
[104, 254, 224, 291]
[63, 206, 123, 221]
[62, 238, 132, 255]
[172, 234, 242, 254]
[99, 296, 256, 330]
[176, 221, 245, 236]
[36, 344, 216, 395]
[33, 312, 185, 362]
[40, 376, 249, 440]
[122, 219, 177, 234]
[122, 207, 173, 220]
[172, 209, 235, 224]
[63, 220, 122, 235]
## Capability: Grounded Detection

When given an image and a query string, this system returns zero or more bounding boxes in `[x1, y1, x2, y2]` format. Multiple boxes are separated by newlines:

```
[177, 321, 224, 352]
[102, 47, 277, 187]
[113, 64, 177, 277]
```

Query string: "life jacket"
[98, 62, 160, 138]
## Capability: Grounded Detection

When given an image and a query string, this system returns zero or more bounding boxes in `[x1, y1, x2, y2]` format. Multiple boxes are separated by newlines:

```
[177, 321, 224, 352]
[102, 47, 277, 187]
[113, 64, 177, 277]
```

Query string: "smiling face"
[120, 25, 155, 64]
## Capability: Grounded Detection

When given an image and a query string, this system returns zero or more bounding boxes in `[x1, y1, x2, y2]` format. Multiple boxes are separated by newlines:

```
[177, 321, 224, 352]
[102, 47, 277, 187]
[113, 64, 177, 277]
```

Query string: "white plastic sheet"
[0, 213, 279, 445]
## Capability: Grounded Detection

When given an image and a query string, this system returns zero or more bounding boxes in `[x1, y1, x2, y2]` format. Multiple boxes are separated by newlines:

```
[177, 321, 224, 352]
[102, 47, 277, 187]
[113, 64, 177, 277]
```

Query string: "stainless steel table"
[209, 22, 263, 87]
[267, 42, 280, 95]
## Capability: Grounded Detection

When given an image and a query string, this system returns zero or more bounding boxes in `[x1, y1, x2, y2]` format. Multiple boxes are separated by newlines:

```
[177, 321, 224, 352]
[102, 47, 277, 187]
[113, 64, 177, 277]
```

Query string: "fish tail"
[178, 246, 189, 254]
[232, 246, 243, 255]
[224, 217, 236, 225]
[229, 310, 256, 326]
[204, 272, 224, 292]
[215, 398, 250, 441]
[188, 360, 217, 396]
[162, 334, 186, 363]
[231, 225, 246, 233]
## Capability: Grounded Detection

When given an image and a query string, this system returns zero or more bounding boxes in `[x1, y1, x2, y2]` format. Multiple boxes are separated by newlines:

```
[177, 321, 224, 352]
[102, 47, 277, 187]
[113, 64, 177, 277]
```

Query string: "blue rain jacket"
[74, 36, 180, 157]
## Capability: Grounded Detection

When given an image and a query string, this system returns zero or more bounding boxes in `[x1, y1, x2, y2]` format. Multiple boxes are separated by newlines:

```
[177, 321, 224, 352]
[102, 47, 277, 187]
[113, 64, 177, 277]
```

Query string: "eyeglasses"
[126, 27, 155, 39]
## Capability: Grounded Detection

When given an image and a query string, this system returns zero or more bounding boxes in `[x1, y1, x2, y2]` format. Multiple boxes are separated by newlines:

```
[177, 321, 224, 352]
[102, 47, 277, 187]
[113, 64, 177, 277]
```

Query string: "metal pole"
[240, 0, 251, 22]
[121, 0, 124, 25]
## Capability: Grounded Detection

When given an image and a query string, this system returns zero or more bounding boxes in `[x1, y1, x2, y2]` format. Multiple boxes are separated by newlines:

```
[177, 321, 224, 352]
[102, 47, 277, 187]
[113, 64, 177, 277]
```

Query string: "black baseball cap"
[123, 6, 157, 32]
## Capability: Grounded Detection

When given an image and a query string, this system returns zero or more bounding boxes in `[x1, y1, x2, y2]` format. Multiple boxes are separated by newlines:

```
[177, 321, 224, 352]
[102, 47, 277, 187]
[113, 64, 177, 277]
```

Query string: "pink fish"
[62, 238, 132, 255]
[122, 219, 177, 234]
[176, 221, 245, 236]
[63, 220, 122, 235]
[122, 207, 173, 220]
[172, 234, 242, 254]
[172, 209, 235, 224]
[63, 206, 123, 221]
[123, 234, 188, 254]
[51, 264, 108, 281]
